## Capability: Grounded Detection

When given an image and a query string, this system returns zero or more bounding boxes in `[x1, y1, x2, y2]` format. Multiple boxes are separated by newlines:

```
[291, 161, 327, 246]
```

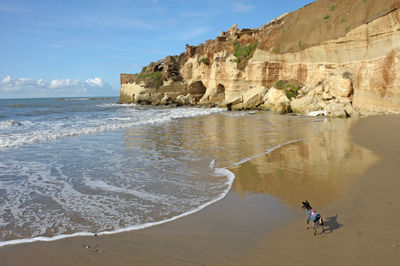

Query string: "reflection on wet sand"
[0, 112, 381, 266]
[123, 111, 378, 209]
[231, 118, 378, 208]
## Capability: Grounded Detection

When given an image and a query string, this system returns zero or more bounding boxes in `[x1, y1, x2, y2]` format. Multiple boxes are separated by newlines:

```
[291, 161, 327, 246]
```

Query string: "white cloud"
[2, 75, 12, 84]
[0, 76, 113, 98]
[37, 79, 46, 86]
[86, 77, 103, 87]
[49, 79, 80, 89]
[233, 2, 254, 13]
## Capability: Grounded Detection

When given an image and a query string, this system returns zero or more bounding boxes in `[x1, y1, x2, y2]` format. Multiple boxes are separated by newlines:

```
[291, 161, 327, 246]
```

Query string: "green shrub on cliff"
[233, 41, 258, 70]
[136, 70, 163, 88]
[200, 58, 210, 65]
[275, 80, 300, 99]
[273, 48, 281, 54]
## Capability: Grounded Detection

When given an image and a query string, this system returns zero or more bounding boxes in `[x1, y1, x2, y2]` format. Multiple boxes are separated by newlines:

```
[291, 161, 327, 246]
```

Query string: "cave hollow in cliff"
[188, 81, 207, 101]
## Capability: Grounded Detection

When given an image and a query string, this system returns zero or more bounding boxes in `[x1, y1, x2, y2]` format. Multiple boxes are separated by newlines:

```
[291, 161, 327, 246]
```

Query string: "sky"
[0, 0, 313, 99]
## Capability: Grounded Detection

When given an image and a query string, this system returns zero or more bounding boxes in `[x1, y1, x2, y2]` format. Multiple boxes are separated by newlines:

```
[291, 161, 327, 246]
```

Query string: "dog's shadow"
[322, 214, 343, 234]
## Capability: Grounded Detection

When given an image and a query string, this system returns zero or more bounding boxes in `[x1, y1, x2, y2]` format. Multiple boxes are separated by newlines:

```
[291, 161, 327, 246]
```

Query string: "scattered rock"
[339, 97, 351, 105]
[318, 101, 327, 108]
[243, 94, 264, 109]
[218, 97, 242, 109]
[344, 104, 359, 117]
[175, 94, 196, 106]
[325, 103, 347, 118]
[231, 103, 244, 111]
[323, 71, 353, 98]
[160, 95, 172, 105]
[291, 96, 321, 114]
[322, 92, 332, 100]
[315, 85, 324, 95]
[263, 87, 291, 113]
[242, 87, 268, 102]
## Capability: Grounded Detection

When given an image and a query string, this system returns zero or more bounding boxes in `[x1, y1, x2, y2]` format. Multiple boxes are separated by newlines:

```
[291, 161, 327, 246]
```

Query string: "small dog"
[302, 200, 324, 235]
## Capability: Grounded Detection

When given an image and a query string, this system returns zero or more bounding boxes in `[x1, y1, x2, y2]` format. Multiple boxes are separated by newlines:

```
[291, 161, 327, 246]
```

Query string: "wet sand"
[1, 115, 399, 265]
[240, 115, 400, 266]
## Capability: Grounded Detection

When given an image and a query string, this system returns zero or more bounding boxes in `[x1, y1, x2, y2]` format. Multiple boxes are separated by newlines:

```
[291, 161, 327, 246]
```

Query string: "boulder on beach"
[218, 97, 242, 109]
[262, 88, 291, 113]
[290, 96, 321, 114]
[243, 94, 264, 109]
[175, 94, 196, 106]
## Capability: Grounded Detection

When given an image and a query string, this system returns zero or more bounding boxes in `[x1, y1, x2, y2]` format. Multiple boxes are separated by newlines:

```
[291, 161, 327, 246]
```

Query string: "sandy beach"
[1, 114, 399, 265]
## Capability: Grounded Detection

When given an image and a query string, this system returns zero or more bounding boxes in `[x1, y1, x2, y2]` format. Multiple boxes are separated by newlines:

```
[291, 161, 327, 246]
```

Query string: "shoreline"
[237, 115, 400, 265]
[0, 138, 303, 249]
[0, 167, 235, 249]
[1, 114, 398, 265]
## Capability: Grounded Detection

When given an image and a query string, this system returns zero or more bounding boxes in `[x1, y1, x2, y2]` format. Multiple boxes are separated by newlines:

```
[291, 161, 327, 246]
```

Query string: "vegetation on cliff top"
[233, 41, 258, 70]
[136, 70, 163, 88]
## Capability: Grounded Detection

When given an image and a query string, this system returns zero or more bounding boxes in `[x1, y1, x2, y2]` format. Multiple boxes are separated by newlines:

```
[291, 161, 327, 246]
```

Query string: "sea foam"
[0, 107, 223, 149]
[0, 162, 235, 248]
[0, 139, 303, 248]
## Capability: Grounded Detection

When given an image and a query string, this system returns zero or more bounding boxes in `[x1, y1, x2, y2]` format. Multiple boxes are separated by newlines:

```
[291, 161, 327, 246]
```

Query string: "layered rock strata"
[120, 0, 400, 116]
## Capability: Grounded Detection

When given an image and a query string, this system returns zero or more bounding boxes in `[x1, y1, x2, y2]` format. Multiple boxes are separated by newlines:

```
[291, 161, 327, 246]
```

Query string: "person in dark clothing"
[302, 200, 324, 235]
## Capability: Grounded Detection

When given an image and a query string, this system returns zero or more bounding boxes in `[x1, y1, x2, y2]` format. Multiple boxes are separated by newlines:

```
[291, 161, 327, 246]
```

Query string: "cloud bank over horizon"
[0, 75, 116, 99]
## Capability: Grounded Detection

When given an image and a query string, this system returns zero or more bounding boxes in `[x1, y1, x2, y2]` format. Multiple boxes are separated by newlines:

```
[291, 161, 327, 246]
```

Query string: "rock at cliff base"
[324, 103, 347, 118]
[343, 104, 360, 117]
[218, 97, 242, 109]
[242, 87, 268, 102]
[175, 94, 196, 106]
[135, 93, 153, 104]
[323, 72, 353, 98]
[160, 95, 172, 105]
[262, 88, 291, 113]
[290, 96, 321, 114]
[231, 103, 244, 111]
[243, 94, 264, 109]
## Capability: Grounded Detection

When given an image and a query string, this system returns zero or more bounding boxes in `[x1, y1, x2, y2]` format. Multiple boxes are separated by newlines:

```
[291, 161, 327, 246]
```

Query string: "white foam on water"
[0, 120, 23, 128]
[84, 179, 173, 206]
[209, 159, 216, 169]
[106, 117, 132, 121]
[0, 108, 224, 149]
[0, 163, 235, 248]
[97, 103, 137, 107]
[233, 139, 304, 166]
[0, 138, 304, 248]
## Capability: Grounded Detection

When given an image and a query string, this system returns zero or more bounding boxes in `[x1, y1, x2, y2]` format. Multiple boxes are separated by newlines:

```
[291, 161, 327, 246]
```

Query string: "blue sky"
[0, 0, 313, 98]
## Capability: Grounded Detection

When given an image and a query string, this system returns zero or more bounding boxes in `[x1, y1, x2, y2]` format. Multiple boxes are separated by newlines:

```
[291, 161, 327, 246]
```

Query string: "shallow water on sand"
[0, 98, 376, 247]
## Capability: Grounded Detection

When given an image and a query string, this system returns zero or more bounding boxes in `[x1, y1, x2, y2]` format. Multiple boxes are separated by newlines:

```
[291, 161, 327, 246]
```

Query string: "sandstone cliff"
[120, 0, 400, 117]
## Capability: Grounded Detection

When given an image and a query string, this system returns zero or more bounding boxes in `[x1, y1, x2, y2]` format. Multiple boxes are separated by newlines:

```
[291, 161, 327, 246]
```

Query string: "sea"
[0, 97, 318, 247]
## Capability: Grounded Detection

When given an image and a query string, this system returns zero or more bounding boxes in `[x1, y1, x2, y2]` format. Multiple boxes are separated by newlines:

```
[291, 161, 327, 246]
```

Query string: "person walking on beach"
[302, 200, 324, 235]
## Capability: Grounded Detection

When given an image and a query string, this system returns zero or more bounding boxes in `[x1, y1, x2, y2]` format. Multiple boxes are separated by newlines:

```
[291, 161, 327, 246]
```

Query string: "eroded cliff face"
[120, 0, 400, 116]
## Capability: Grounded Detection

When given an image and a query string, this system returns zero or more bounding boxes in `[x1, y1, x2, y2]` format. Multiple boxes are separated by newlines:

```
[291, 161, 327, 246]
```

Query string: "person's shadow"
[322, 214, 343, 234]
